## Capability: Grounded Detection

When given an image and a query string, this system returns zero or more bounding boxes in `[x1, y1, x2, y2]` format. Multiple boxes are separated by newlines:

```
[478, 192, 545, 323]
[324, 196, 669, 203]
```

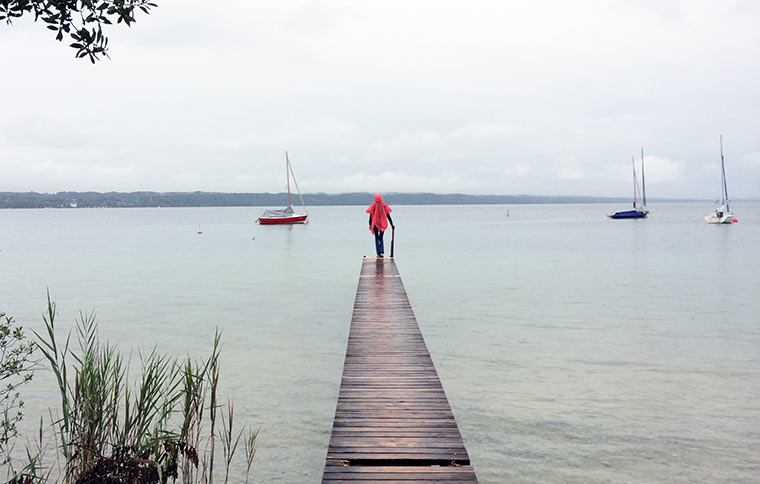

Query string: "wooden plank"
[321, 258, 478, 483]
[323, 465, 478, 482]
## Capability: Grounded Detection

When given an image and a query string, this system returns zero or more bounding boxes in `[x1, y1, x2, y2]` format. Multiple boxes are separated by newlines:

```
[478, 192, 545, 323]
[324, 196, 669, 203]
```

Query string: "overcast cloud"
[2, 0, 759, 198]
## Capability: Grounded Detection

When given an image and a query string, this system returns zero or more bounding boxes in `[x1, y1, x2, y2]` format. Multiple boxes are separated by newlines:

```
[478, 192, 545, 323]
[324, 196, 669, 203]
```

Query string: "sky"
[1, 0, 759, 199]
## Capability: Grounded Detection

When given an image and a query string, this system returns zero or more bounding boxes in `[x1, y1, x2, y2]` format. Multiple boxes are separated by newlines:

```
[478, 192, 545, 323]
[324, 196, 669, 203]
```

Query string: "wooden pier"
[322, 258, 478, 483]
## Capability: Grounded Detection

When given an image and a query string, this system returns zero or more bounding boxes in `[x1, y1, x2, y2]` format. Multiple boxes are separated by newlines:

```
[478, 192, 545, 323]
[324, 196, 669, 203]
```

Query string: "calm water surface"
[1, 203, 759, 483]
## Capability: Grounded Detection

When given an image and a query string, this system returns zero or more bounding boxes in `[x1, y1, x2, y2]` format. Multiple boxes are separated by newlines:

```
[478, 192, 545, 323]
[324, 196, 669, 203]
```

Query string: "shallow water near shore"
[1, 203, 759, 483]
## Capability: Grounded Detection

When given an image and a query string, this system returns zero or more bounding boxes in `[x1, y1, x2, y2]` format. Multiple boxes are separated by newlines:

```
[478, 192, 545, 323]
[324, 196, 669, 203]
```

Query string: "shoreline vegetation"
[0, 191, 713, 209]
[2, 298, 258, 484]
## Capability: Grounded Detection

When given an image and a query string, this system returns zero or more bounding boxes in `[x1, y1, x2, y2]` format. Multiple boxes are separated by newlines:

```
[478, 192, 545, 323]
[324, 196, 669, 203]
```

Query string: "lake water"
[1, 203, 759, 483]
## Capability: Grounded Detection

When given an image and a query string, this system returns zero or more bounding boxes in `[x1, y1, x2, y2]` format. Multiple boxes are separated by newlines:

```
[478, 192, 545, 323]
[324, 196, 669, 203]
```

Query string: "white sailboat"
[704, 136, 736, 224]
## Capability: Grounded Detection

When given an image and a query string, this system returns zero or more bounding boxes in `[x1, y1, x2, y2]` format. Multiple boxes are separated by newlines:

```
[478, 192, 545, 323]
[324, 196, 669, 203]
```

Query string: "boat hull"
[608, 209, 648, 219]
[704, 211, 734, 224]
[257, 214, 308, 224]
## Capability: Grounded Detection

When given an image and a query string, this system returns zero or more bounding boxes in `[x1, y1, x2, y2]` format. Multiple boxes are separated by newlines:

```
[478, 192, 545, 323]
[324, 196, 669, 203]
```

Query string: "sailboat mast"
[720, 135, 729, 212]
[640, 147, 647, 207]
[285, 151, 292, 207]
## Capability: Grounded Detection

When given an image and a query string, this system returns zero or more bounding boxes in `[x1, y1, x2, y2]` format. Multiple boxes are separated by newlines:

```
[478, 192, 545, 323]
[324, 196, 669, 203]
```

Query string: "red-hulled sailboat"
[257, 151, 309, 225]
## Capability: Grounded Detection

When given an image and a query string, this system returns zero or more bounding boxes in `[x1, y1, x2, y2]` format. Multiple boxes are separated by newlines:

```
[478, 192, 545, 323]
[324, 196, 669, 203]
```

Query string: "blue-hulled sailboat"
[609, 148, 649, 219]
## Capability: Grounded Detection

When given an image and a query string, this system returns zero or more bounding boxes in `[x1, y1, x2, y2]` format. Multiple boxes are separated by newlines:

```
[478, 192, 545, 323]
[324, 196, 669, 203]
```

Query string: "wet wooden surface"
[322, 258, 478, 483]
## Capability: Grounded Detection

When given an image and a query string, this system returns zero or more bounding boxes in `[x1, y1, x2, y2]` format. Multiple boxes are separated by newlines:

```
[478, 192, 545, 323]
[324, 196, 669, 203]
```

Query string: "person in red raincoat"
[366, 193, 394, 257]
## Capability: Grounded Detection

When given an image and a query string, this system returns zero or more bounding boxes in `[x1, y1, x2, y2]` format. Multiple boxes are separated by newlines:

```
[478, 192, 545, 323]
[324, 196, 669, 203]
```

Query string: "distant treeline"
[1, 191, 680, 208]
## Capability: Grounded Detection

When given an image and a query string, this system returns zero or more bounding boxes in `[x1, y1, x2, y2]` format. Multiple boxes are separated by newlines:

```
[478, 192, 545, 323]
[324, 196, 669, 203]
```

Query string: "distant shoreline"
[0, 191, 732, 209]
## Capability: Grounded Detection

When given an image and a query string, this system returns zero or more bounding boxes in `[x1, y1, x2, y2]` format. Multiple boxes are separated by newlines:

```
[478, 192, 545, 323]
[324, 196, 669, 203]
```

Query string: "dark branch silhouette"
[1, 0, 156, 63]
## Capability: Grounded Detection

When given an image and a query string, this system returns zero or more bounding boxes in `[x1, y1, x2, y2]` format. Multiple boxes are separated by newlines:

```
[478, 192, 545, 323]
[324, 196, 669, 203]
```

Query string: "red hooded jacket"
[366, 194, 392, 232]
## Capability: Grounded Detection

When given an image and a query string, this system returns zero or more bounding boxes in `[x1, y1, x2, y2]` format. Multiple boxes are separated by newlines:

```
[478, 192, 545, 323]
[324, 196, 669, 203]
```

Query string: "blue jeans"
[373, 227, 385, 256]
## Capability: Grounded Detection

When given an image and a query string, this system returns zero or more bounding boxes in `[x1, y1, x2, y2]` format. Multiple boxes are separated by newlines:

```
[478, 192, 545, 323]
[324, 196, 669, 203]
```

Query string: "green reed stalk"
[243, 425, 259, 484]
[32, 294, 72, 468]
[219, 401, 243, 484]
[207, 358, 219, 484]
[179, 357, 203, 483]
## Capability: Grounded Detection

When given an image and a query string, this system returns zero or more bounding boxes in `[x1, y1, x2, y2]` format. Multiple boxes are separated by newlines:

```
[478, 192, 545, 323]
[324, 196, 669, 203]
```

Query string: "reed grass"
[11, 295, 256, 484]
[219, 401, 242, 484]
[242, 425, 259, 484]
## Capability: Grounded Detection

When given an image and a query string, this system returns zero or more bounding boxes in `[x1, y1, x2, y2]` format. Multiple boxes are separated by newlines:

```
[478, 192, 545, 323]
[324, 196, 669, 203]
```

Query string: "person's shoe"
[378, 254, 384, 258]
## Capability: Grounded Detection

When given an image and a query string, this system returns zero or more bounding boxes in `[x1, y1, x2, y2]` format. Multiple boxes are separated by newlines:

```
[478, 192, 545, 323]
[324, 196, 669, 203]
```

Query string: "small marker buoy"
[733, 218, 738, 223]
